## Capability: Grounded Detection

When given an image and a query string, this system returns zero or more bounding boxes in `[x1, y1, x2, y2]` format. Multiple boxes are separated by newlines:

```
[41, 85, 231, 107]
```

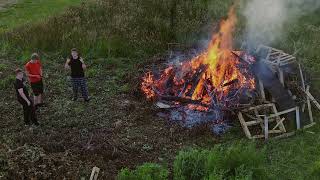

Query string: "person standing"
[64, 48, 90, 102]
[14, 69, 39, 126]
[25, 53, 44, 107]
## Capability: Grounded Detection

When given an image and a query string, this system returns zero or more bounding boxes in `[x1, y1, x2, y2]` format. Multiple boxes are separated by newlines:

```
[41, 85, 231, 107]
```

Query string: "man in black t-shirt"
[14, 68, 39, 126]
[64, 48, 90, 102]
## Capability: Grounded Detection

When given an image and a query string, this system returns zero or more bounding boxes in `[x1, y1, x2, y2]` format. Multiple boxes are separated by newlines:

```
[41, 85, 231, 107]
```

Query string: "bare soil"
[0, 56, 221, 179]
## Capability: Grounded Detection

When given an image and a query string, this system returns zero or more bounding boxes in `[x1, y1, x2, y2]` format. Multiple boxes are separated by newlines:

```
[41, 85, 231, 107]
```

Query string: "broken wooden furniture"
[237, 45, 320, 139]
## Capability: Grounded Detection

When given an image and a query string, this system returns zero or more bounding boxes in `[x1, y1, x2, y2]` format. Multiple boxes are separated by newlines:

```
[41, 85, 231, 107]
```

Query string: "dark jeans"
[71, 77, 89, 100]
[19, 99, 38, 125]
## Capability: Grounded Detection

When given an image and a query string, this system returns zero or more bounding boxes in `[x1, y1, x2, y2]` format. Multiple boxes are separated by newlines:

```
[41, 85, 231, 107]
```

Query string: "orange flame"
[141, 3, 255, 106]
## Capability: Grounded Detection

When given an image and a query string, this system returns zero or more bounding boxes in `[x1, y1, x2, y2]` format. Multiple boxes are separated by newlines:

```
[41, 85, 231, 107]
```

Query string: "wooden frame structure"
[238, 45, 320, 139]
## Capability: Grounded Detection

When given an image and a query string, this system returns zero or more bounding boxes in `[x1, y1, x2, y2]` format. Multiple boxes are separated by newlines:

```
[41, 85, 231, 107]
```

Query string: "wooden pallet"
[237, 45, 320, 139]
[256, 45, 297, 66]
[238, 103, 301, 140]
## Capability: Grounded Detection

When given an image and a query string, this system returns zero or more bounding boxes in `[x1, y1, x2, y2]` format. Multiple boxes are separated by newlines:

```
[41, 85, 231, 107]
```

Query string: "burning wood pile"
[140, 4, 320, 139]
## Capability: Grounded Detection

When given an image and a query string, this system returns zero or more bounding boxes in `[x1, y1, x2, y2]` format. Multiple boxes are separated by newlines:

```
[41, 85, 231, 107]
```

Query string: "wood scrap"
[90, 166, 100, 180]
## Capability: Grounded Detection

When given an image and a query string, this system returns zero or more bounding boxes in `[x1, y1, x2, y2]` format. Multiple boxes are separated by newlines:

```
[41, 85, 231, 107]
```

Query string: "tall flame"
[141, 3, 255, 107]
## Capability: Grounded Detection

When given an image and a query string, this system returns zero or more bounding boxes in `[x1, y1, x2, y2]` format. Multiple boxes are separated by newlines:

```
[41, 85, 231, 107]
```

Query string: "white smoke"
[242, 0, 320, 49]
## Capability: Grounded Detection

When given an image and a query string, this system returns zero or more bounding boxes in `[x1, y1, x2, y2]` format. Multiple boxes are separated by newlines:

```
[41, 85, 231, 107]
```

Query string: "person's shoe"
[84, 98, 90, 102]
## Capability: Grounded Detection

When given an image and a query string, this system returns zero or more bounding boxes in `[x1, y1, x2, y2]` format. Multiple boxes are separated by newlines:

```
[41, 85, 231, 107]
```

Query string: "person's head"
[15, 68, 24, 79]
[31, 53, 40, 62]
[71, 48, 79, 59]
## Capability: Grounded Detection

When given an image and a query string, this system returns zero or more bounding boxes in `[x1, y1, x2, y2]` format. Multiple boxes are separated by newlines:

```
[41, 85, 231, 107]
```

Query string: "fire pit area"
[140, 5, 320, 139]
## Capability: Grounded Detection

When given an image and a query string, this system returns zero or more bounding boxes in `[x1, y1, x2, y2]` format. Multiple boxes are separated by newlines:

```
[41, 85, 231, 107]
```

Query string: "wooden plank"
[244, 103, 274, 112]
[299, 64, 306, 92]
[273, 132, 295, 139]
[278, 56, 295, 62]
[269, 130, 284, 134]
[246, 120, 263, 126]
[303, 122, 316, 129]
[296, 106, 301, 129]
[254, 109, 265, 129]
[305, 90, 320, 111]
[238, 112, 252, 139]
[272, 118, 286, 131]
[278, 68, 284, 86]
[90, 167, 100, 180]
[271, 104, 286, 132]
[267, 107, 297, 119]
[264, 116, 269, 140]
[252, 135, 265, 139]
[306, 86, 314, 123]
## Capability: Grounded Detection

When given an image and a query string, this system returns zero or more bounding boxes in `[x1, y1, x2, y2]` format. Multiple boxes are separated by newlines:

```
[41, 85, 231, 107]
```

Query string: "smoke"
[242, 0, 320, 49]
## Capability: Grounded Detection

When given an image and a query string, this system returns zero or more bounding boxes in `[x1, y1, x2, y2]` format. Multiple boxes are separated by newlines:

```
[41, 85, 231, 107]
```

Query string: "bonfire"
[140, 3, 319, 138]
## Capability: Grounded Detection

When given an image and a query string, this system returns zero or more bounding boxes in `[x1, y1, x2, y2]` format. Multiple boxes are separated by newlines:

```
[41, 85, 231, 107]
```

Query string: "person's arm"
[65, 58, 71, 69]
[80, 58, 87, 70]
[18, 88, 31, 106]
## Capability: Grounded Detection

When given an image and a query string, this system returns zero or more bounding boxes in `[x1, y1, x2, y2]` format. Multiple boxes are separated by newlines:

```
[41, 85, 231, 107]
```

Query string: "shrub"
[117, 163, 168, 180]
[173, 149, 209, 180]
[173, 142, 267, 180]
[206, 142, 267, 180]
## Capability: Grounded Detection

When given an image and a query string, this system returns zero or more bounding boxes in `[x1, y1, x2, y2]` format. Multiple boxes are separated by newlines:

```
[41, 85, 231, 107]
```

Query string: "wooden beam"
[246, 120, 263, 126]
[305, 89, 320, 111]
[273, 132, 295, 139]
[244, 103, 274, 112]
[238, 112, 252, 139]
[264, 116, 269, 140]
[299, 64, 306, 92]
[272, 118, 286, 131]
[306, 86, 314, 123]
[303, 122, 316, 129]
[271, 104, 286, 132]
[296, 106, 301, 130]
[258, 79, 266, 101]
[267, 107, 297, 119]
[90, 167, 100, 180]
[278, 68, 284, 86]
[252, 135, 265, 139]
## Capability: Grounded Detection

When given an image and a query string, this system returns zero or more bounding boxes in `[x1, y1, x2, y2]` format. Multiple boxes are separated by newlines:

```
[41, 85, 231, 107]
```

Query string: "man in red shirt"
[25, 53, 44, 107]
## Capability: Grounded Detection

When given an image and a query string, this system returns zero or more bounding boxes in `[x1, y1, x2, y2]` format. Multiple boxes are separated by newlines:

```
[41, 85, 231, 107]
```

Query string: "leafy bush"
[173, 142, 267, 180]
[117, 163, 168, 180]
[206, 142, 267, 180]
[174, 149, 209, 180]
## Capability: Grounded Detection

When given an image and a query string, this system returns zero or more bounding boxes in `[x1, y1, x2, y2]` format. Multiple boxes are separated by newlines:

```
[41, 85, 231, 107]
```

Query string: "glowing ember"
[141, 3, 256, 110]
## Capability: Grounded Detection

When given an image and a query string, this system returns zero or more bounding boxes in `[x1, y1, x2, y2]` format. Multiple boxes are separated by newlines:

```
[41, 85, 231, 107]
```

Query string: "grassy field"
[0, 0, 320, 179]
[0, 0, 83, 32]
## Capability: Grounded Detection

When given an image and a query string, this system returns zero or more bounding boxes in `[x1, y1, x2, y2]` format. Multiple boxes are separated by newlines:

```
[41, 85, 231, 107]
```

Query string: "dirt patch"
[0, 56, 221, 179]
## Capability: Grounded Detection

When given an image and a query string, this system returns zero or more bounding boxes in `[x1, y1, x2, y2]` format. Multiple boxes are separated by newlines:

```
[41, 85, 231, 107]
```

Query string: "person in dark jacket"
[14, 68, 39, 126]
[64, 48, 90, 102]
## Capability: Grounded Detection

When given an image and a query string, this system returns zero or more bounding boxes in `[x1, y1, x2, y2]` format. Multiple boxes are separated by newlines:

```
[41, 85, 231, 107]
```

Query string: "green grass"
[0, 0, 83, 32]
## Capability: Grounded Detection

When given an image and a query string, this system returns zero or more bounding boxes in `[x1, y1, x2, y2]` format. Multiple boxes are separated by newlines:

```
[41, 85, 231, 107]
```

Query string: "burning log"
[182, 64, 209, 97]
[159, 95, 209, 107]
[222, 79, 239, 87]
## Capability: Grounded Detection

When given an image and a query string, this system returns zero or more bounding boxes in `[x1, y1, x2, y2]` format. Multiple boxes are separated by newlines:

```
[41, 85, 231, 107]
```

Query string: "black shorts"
[31, 80, 44, 96]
